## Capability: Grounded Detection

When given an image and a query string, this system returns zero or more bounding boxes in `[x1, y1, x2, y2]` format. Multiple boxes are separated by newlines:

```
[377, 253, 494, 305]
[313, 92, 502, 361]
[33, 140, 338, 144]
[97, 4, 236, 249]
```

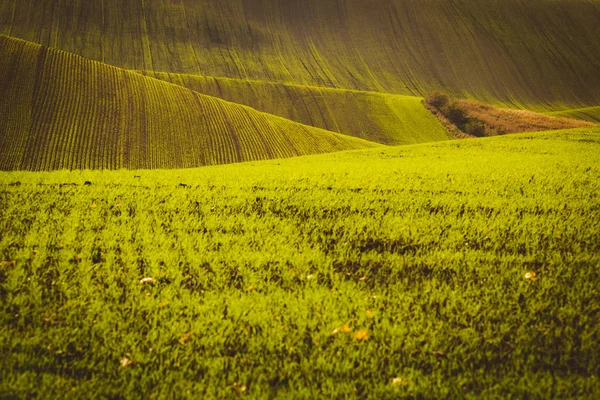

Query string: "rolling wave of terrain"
[139, 71, 451, 145]
[1, 1, 600, 397]
[1, 0, 599, 107]
[547, 106, 600, 123]
[0, 35, 376, 171]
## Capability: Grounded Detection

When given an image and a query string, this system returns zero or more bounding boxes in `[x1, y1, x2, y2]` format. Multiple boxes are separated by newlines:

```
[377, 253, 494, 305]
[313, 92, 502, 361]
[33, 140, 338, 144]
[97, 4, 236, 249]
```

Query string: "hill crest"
[0, 35, 378, 171]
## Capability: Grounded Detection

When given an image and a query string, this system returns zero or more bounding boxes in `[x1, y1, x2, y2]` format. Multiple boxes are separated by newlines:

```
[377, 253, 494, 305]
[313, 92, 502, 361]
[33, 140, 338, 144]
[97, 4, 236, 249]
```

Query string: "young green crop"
[1, 127, 599, 398]
[0, 35, 377, 171]
[1, 0, 600, 108]
[138, 72, 451, 145]
[547, 106, 600, 123]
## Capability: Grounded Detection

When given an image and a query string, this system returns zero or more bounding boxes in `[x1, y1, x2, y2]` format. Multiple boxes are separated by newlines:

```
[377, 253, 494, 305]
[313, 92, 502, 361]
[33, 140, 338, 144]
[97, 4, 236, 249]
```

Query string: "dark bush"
[464, 120, 486, 137]
[425, 92, 489, 137]
[445, 102, 468, 126]
[425, 91, 450, 109]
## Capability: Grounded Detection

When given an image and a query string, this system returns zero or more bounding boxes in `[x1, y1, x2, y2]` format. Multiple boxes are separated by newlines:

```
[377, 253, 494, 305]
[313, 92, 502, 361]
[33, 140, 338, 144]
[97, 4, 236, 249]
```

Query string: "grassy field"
[0, 0, 599, 108]
[547, 106, 600, 123]
[0, 35, 376, 171]
[138, 72, 450, 145]
[1, 127, 599, 398]
[1, 0, 599, 397]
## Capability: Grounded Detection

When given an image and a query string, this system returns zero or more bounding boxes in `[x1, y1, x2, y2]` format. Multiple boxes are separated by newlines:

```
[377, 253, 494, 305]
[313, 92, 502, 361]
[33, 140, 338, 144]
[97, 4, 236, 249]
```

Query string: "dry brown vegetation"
[424, 91, 593, 138]
[422, 101, 473, 139]
[456, 100, 593, 135]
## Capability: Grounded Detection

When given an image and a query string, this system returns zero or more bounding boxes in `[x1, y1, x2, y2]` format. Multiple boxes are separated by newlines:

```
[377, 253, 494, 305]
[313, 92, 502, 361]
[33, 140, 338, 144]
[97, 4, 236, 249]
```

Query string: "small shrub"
[445, 102, 469, 127]
[425, 92, 493, 137]
[464, 120, 486, 137]
[425, 91, 450, 109]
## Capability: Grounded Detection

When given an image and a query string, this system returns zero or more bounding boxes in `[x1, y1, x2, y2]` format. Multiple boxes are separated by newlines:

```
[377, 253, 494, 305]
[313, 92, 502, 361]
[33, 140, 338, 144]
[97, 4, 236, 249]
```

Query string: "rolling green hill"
[1, 0, 599, 108]
[547, 106, 600, 123]
[0, 35, 378, 171]
[1, 0, 599, 397]
[1, 127, 599, 398]
[139, 71, 451, 145]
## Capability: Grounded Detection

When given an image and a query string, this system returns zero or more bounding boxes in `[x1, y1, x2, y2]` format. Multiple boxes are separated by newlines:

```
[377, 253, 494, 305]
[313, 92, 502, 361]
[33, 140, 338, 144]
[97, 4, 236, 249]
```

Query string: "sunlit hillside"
[1, 1, 599, 397]
[0, 35, 377, 171]
[139, 71, 451, 145]
[1, 127, 599, 398]
[547, 106, 600, 123]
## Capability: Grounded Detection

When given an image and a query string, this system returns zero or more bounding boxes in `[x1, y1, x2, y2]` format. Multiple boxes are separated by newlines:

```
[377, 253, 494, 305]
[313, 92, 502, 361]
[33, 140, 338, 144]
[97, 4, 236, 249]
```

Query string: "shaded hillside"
[139, 72, 450, 145]
[1, 0, 599, 108]
[0, 35, 377, 171]
[547, 106, 600, 123]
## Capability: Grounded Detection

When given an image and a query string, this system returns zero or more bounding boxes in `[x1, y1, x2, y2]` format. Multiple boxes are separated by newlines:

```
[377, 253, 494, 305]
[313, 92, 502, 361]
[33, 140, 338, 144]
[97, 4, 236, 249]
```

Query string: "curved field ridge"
[1, 0, 599, 107]
[547, 106, 600, 123]
[0, 35, 378, 171]
[138, 72, 451, 145]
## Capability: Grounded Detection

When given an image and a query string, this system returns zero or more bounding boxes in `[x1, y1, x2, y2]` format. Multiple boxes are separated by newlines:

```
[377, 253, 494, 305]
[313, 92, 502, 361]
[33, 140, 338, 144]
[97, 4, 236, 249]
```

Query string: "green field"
[139, 71, 450, 145]
[0, 35, 377, 171]
[547, 106, 600, 123]
[1, 0, 599, 397]
[1, 0, 599, 108]
[1, 128, 599, 398]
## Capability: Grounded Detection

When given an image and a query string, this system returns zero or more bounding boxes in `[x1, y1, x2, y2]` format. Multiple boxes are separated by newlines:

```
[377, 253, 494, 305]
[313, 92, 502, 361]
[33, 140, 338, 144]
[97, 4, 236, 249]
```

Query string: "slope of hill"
[1, 126, 599, 398]
[1, 0, 599, 108]
[546, 106, 600, 123]
[139, 72, 451, 145]
[0, 35, 378, 171]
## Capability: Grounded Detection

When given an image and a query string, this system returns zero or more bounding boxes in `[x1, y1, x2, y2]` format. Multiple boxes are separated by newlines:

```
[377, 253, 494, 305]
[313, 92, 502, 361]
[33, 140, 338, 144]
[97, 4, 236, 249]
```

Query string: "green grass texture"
[1, 126, 599, 398]
[138, 71, 451, 145]
[1, 0, 599, 108]
[547, 106, 600, 123]
[0, 35, 377, 171]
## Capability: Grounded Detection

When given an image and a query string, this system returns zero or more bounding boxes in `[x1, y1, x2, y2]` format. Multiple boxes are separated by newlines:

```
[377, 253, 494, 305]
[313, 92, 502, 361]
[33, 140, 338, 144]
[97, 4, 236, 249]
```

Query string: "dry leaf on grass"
[392, 376, 409, 387]
[524, 271, 539, 281]
[233, 382, 247, 392]
[120, 357, 133, 367]
[354, 329, 370, 341]
[179, 333, 193, 344]
[331, 324, 352, 335]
